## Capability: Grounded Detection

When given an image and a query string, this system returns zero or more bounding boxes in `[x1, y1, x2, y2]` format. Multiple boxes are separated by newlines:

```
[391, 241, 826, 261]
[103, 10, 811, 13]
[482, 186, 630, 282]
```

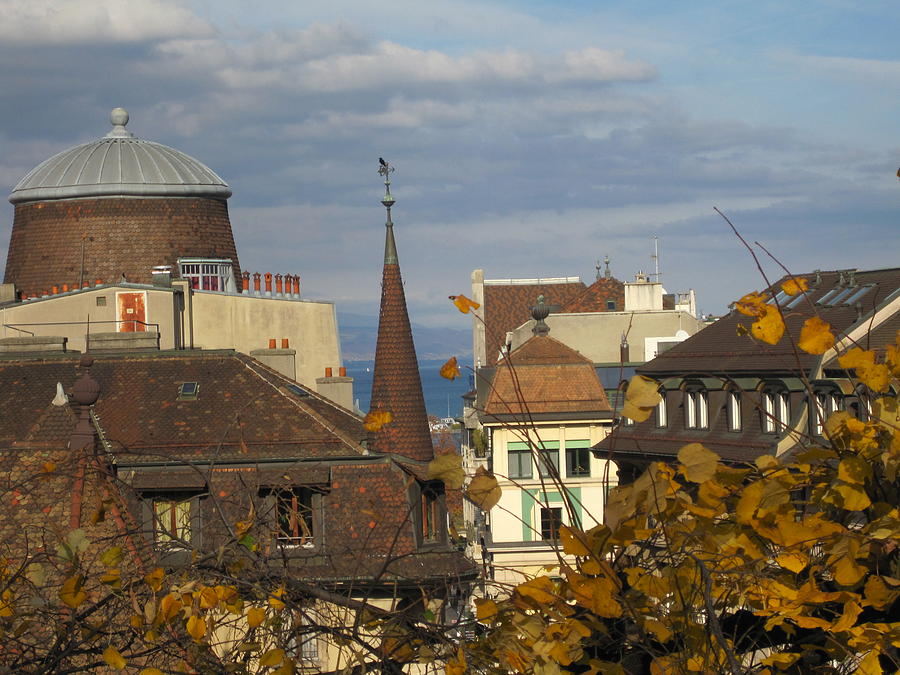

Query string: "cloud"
[0, 0, 214, 45]
[776, 50, 900, 85]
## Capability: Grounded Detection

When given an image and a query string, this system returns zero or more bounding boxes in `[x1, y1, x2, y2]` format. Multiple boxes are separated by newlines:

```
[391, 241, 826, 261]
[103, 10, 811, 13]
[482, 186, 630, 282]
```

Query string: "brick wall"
[5, 197, 241, 296]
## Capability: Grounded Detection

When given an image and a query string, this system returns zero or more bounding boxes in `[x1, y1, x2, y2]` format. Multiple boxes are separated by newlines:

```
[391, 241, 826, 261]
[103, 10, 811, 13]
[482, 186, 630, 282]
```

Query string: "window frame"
[656, 390, 668, 428]
[761, 384, 790, 434]
[414, 482, 447, 547]
[142, 493, 202, 551]
[178, 258, 235, 293]
[260, 487, 322, 550]
[564, 440, 591, 478]
[727, 390, 742, 432]
[537, 443, 560, 478]
[539, 506, 563, 541]
[507, 443, 533, 479]
[684, 386, 709, 430]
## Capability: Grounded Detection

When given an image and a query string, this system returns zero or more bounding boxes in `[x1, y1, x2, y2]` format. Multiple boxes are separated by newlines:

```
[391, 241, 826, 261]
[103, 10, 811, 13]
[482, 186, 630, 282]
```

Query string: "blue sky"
[1, 0, 898, 327]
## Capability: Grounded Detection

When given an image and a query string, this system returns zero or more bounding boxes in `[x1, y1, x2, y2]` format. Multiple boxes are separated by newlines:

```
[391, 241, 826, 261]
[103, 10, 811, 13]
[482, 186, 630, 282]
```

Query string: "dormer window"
[179, 258, 235, 292]
[684, 384, 708, 430]
[727, 391, 742, 432]
[811, 389, 841, 436]
[761, 384, 790, 433]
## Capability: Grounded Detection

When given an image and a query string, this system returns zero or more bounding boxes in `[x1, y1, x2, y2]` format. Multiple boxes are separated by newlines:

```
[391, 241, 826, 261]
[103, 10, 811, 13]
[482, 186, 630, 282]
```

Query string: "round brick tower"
[4, 108, 241, 297]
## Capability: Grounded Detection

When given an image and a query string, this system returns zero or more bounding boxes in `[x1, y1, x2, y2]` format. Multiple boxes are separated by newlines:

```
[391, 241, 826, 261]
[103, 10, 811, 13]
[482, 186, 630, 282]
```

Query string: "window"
[291, 613, 319, 663]
[811, 391, 840, 436]
[265, 488, 315, 547]
[152, 497, 193, 548]
[179, 258, 234, 292]
[656, 392, 667, 428]
[685, 388, 708, 429]
[842, 285, 873, 306]
[540, 507, 562, 540]
[606, 299, 617, 311]
[538, 443, 560, 478]
[178, 382, 199, 400]
[565, 440, 591, 477]
[421, 487, 441, 542]
[762, 388, 790, 433]
[508, 442, 532, 479]
[727, 391, 742, 432]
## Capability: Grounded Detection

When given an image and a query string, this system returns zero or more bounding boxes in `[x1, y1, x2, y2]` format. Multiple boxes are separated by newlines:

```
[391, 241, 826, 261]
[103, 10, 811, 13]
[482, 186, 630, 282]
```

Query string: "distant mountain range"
[338, 312, 472, 361]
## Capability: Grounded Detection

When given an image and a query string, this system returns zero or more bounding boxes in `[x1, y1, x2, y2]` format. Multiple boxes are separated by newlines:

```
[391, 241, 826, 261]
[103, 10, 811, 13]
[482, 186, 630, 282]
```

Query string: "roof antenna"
[650, 236, 661, 283]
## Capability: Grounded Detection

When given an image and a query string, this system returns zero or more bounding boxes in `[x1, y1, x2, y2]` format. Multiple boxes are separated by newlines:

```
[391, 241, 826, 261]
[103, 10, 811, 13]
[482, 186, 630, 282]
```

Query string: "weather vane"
[378, 157, 395, 207]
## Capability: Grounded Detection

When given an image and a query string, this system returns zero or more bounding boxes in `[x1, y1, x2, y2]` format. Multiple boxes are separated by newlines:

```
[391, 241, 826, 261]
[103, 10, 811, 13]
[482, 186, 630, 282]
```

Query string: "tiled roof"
[640, 268, 900, 376]
[483, 281, 585, 365]
[561, 277, 625, 313]
[484, 336, 612, 417]
[0, 351, 366, 462]
[368, 224, 433, 462]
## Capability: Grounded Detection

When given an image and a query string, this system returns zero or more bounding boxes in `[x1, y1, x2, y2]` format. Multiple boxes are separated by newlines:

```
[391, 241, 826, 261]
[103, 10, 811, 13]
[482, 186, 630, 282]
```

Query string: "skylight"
[178, 382, 199, 400]
[841, 285, 873, 306]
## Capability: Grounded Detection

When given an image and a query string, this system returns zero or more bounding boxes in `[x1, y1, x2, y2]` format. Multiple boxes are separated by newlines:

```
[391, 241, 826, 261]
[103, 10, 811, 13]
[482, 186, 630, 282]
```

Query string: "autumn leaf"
[144, 567, 165, 592]
[427, 452, 465, 489]
[449, 294, 480, 314]
[102, 646, 127, 670]
[439, 356, 461, 380]
[247, 606, 266, 628]
[559, 525, 591, 557]
[515, 576, 558, 605]
[621, 375, 662, 423]
[677, 443, 719, 483]
[363, 409, 393, 432]
[259, 648, 285, 667]
[465, 467, 501, 510]
[100, 546, 123, 568]
[43, 461, 56, 473]
[735, 291, 769, 316]
[59, 574, 86, 608]
[781, 277, 808, 296]
[798, 316, 835, 354]
[268, 587, 286, 611]
[445, 646, 467, 675]
[751, 304, 785, 345]
[474, 598, 498, 622]
[838, 347, 891, 393]
[186, 615, 206, 641]
[140, 670, 165, 675]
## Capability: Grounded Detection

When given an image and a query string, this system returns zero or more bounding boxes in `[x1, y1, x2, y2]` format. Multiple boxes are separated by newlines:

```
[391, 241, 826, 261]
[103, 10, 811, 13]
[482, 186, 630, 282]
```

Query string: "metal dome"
[9, 108, 232, 204]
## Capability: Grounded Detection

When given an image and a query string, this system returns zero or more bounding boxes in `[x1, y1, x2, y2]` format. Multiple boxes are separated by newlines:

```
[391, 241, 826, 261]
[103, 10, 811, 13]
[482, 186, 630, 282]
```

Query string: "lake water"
[345, 359, 473, 418]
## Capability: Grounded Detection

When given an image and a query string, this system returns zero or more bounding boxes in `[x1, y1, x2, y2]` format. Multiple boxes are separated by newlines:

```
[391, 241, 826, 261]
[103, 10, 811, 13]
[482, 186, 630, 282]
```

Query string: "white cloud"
[0, 0, 214, 44]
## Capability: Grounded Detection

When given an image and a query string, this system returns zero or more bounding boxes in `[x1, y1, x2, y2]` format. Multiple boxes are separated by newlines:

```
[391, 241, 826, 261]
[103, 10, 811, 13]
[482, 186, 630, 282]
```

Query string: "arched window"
[656, 389, 668, 428]
[810, 387, 841, 436]
[684, 383, 708, 430]
[726, 389, 742, 432]
[760, 383, 790, 434]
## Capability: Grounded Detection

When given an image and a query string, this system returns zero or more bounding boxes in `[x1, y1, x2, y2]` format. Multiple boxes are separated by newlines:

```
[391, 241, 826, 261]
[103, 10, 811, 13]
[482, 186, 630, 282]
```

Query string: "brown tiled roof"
[483, 281, 585, 365]
[5, 197, 241, 297]
[368, 223, 433, 461]
[484, 336, 612, 417]
[0, 351, 366, 462]
[639, 268, 900, 376]
[561, 277, 625, 313]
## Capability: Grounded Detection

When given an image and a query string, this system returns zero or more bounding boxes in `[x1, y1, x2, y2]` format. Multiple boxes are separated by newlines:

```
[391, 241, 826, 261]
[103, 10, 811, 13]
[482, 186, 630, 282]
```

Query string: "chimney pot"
[275, 273, 283, 295]
[264, 273, 273, 293]
[95, 279, 103, 286]
[253, 272, 261, 293]
[268, 338, 276, 349]
[325, 367, 333, 377]
[62, 283, 69, 292]
[339, 366, 346, 377]
[281, 338, 289, 348]
[51, 285, 59, 295]
[293, 275, 301, 295]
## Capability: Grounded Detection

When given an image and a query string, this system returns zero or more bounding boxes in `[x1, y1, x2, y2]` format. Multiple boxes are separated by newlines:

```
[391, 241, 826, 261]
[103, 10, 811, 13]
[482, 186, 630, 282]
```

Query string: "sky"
[1, 0, 899, 329]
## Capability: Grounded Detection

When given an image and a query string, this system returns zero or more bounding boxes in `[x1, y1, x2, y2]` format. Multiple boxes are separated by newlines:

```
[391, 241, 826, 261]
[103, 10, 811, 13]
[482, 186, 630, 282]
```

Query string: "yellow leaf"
[781, 277, 808, 296]
[677, 443, 719, 483]
[268, 586, 286, 611]
[838, 456, 872, 485]
[465, 467, 501, 510]
[100, 546, 123, 568]
[445, 646, 467, 675]
[798, 317, 835, 355]
[43, 461, 57, 473]
[776, 551, 808, 574]
[59, 574, 87, 608]
[247, 606, 266, 628]
[427, 452, 465, 489]
[439, 356, 461, 380]
[751, 304, 785, 345]
[621, 375, 661, 423]
[474, 598, 498, 622]
[272, 659, 296, 675]
[449, 294, 480, 314]
[559, 525, 591, 556]
[363, 409, 393, 432]
[762, 652, 801, 668]
[140, 670, 165, 675]
[515, 576, 558, 605]
[831, 600, 862, 632]
[259, 648, 285, 667]
[186, 615, 206, 641]
[103, 646, 127, 670]
[839, 347, 876, 371]
[735, 291, 768, 316]
[832, 483, 872, 511]
[158, 593, 182, 623]
[854, 650, 882, 675]
[198, 586, 219, 609]
[839, 348, 891, 393]
[144, 567, 165, 592]
[0, 589, 14, 618]
[834, 556, 867, 587]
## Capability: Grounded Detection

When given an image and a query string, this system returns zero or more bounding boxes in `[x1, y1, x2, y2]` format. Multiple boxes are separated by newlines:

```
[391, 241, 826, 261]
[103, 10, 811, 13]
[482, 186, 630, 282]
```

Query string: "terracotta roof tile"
[483, 281, 585, 365]
[561, 277, 625, 313]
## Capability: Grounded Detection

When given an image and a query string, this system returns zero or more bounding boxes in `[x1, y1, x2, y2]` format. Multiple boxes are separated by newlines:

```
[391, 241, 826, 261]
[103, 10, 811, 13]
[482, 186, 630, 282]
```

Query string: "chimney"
[316, 366, 355, 411]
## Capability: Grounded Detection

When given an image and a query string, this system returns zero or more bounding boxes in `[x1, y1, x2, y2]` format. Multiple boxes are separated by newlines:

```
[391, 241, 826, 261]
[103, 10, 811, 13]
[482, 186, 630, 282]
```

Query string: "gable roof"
[0, 351, 366, 461]
[483, 335, 612, 418]
[640, 268, 900, 376]
[561, 276, 625, 313]
[482, 280, 585, 365]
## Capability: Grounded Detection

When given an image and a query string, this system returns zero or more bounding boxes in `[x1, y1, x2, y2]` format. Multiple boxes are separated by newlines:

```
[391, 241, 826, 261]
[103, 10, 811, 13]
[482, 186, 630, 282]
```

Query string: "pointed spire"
[368, 159, 433, 462]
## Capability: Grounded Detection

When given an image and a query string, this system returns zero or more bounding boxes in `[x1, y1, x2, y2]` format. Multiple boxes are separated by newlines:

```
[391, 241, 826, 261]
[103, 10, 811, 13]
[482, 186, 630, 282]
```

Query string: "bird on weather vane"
[378, 157, 394, 178]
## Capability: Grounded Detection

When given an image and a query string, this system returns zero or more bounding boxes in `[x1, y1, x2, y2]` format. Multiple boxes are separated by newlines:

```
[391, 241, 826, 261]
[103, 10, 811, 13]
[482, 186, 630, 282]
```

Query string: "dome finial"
[106, 107, 134, 138]
[532, 295, 550, 336]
